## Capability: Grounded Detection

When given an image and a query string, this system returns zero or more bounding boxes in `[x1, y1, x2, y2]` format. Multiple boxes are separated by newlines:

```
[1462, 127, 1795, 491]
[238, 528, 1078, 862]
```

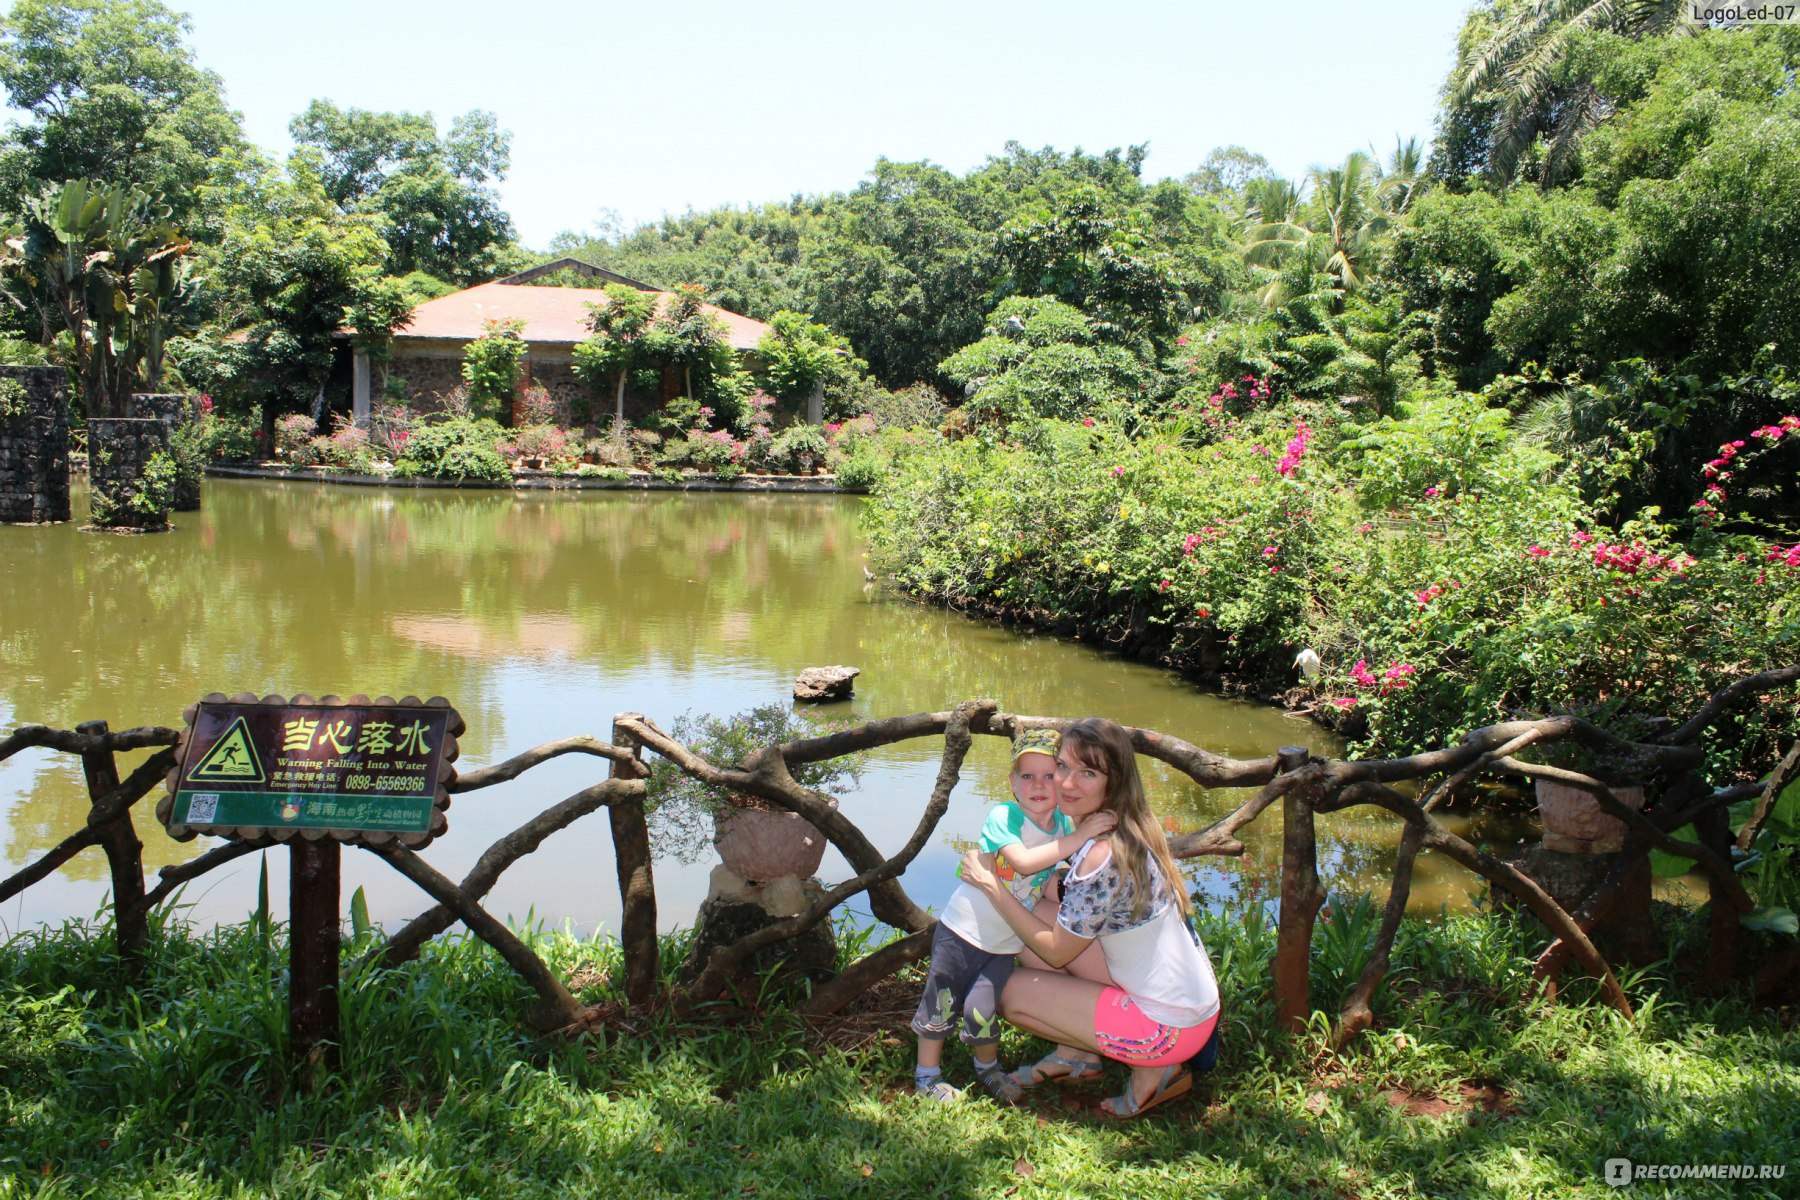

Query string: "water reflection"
[2, 479, 1516, 936]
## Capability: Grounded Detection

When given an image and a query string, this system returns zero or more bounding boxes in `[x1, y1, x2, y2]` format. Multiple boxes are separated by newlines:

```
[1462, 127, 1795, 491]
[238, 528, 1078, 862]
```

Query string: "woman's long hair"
[1061, 717, 1190, 922]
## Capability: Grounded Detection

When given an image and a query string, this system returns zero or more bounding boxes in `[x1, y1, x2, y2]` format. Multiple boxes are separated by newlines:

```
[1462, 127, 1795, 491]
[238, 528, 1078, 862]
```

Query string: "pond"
[1, 478, 1526, 938]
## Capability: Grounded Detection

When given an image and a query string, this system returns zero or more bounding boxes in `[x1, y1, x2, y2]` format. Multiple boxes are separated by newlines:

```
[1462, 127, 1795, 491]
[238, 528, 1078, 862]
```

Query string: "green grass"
[1, 904, 1794, 1199]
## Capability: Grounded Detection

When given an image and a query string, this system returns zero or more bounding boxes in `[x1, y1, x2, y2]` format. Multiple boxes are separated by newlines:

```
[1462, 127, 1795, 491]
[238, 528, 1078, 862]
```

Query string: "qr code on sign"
[187, 793, 220, 823]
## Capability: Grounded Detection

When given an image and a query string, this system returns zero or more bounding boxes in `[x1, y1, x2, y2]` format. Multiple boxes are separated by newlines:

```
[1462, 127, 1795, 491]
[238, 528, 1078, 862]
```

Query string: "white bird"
[1294, 648, 1322, 680]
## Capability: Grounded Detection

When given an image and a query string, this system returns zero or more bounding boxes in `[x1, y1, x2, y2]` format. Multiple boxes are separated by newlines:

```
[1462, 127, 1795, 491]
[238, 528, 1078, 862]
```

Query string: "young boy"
[911, 728, 1115, 1101]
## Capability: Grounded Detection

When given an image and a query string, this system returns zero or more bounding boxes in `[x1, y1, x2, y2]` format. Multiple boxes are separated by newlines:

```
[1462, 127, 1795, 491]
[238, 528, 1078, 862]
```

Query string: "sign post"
[158, 693, 461, 1076]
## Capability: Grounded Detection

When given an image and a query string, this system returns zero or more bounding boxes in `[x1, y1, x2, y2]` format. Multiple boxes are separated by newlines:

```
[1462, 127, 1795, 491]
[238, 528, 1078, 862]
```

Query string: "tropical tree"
[572, 283, 658, 424]
[648, 282, 733, 404]
[288, 100, 518, 284]
[757, 310, 861, 420]
[1439, 0, 1687, 187]
[1184, 145, 1274, 197]
[1, 177, 191, 416]
[0, 0, 244, 226]
[171, 150, 397, 426]
[996, 183, 1187, 340]
[937, 295, 1160, 428]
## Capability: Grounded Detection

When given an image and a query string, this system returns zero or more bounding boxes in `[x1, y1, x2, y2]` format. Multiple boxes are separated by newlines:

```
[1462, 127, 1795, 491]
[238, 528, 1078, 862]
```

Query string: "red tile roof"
[388, 282, 771, 351]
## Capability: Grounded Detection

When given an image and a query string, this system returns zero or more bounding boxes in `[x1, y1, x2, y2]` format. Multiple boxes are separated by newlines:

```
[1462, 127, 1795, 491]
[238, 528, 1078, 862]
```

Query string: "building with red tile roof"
[348, 259, 775, 425]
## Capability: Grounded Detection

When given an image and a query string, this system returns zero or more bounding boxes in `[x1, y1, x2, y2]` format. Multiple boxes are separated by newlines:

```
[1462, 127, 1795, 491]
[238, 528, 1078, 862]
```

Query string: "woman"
[959, 717, 1220, 1118]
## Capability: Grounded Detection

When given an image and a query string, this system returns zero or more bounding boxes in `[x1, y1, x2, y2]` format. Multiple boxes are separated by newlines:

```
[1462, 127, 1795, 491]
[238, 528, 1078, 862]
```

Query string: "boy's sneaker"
[916, 1078, 962, 1102]
[973, 1060, 1023, 1104]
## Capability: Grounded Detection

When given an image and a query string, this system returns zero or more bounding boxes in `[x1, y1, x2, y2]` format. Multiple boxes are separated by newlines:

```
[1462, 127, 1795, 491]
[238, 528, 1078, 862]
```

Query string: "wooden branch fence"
[2, 666, 1794, 1051]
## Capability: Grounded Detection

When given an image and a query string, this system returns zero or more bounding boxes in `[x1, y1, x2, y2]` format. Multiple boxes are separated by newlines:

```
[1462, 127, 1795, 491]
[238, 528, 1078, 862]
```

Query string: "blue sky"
[147, 0, 1465, 248]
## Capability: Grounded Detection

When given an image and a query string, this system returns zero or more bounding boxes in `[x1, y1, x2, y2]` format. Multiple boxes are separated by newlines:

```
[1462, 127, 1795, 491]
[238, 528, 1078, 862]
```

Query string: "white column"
[352, 350, 371, 426]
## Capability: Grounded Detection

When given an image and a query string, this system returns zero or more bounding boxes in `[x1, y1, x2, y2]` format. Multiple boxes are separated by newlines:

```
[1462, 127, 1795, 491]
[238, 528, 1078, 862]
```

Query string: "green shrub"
[460, 319, 527, 423]
[770, 424, 829, 472]
[206, 411, 259, 461]
[394, 417, 513, 483]
[646, 705, 864, 863]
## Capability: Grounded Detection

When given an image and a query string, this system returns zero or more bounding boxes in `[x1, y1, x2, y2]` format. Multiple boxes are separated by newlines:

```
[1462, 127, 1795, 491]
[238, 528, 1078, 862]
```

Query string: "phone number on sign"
[343, 773, 426, 793]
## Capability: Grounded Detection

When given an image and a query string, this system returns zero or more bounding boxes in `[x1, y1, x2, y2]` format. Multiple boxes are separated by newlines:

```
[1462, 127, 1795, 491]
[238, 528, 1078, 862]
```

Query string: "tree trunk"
[614, 371, 626, 425]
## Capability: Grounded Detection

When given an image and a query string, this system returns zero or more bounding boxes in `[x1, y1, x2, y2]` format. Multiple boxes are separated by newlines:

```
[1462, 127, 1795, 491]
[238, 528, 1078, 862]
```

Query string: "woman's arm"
[996, 811, 1116, 876]
[959, 849, 1095, 968]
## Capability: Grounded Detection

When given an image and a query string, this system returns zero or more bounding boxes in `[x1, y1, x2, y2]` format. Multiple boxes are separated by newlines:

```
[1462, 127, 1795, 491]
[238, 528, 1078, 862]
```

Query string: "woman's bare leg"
[998, 968, 1105, 1078]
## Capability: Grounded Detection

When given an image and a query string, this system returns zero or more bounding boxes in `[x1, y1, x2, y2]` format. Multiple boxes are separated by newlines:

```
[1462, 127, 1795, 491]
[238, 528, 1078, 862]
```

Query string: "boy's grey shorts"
[910, 922, 1015, 1047]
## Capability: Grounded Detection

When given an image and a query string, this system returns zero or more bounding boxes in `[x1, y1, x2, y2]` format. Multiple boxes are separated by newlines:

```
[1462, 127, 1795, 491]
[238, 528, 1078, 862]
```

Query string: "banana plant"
[2, 179, 192, 417]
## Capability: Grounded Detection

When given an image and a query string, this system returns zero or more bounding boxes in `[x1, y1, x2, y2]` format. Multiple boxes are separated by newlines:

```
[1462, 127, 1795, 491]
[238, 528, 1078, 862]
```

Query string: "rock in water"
[794, 665, 859, 702]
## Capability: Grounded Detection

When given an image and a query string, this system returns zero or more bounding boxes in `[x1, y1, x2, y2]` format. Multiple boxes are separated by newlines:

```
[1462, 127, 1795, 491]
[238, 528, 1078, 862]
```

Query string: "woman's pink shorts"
[1092, 986, 1217, 1068]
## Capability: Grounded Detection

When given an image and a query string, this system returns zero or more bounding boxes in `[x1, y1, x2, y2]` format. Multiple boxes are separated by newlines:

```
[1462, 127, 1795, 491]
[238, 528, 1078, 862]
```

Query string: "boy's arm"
[998, 811, 1116, 875]
[959, 851, 1093, 968]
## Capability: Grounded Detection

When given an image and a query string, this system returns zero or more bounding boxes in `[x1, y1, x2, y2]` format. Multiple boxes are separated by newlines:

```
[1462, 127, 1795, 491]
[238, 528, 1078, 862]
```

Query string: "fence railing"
[3, 666, 1795, 1053]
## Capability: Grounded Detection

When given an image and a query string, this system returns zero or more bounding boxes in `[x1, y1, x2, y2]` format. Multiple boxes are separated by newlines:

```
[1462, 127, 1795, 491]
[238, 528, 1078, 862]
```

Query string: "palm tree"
[1242, 153, 1389, 310]
[1445, 0, 1687, 187]
[1376, 137, 1430, 216]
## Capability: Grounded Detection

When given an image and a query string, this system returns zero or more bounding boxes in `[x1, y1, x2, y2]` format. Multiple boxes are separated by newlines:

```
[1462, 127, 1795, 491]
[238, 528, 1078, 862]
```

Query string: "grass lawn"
[2, 902, 1794, 1199]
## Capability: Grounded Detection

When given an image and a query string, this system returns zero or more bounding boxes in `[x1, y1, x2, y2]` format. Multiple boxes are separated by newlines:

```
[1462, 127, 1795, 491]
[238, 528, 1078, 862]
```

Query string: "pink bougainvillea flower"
[1423, 486, 1440, 499]
[1356, 522, 1374, 533]
[1415, 584, 1444, 607]
[1262, 546, 1279, 558]
[1330, 697, 1357, 709]
[1349, 659, 1378, 689]
[1175, 335, 1189, 347]
[1110, 466, 1125, 478]
[1082, 417, 1096, 427]
[1527, 545, 1550, 558]
[1195, 606, 1210, 618]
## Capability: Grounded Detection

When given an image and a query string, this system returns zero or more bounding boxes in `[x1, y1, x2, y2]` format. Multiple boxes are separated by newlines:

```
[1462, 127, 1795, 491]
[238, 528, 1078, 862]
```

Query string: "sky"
[47, 0, 1471, 249]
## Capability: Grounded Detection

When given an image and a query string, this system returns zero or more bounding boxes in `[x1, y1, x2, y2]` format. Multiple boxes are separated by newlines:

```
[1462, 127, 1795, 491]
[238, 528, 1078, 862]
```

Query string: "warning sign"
[185, 715, 265, 783]
[158, 695, 461, 849]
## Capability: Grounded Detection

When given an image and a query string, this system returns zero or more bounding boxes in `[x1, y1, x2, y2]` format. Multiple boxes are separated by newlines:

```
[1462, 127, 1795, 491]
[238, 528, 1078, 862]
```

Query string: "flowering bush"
[274, 413, 318, 462]
[506, 424, 572, 467]
[866, 404, 1800, 779]
[320, 417, 374, 472]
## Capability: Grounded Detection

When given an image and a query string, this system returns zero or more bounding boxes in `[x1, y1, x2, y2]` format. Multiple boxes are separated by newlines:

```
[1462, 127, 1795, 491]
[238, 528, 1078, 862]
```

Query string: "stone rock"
[715, 806, 831, 881]
[1535, 780, 1646, 854]
[794, 665, 859, 702]
[681, 873, 837, 999]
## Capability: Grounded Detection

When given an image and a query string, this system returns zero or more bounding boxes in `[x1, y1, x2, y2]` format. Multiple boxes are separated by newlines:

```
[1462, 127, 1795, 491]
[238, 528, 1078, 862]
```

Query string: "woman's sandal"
[1100, 1064, 1192, 1120]
[1010, 1052, 1105, 1089]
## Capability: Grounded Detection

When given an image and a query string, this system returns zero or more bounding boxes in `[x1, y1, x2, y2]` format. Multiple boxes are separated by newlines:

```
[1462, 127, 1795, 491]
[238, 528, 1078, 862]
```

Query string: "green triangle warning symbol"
[188, 716, 265, 784]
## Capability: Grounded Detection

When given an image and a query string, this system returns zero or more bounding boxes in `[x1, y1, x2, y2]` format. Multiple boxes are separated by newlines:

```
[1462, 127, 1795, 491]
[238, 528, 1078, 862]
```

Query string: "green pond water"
[1, 478, 1526, 937]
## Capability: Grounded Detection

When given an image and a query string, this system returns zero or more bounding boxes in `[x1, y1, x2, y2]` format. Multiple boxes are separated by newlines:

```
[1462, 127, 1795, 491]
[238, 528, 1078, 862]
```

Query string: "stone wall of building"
[0, 365, 71, 524]
[88, 417, 172, 531]
[130, 392, 202, 511]
[385, 346, 661, 429]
